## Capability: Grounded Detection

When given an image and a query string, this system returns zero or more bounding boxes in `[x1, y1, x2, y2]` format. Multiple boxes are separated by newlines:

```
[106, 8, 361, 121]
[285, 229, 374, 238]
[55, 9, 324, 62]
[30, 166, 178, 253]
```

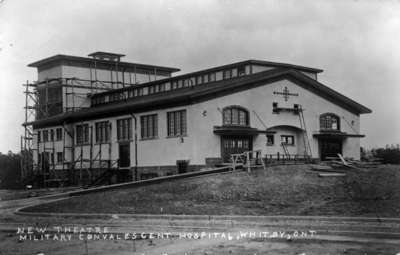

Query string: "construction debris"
[321, 154, 376, 172]
[309, 164, 345, 177]
[310, 164, 336, 172]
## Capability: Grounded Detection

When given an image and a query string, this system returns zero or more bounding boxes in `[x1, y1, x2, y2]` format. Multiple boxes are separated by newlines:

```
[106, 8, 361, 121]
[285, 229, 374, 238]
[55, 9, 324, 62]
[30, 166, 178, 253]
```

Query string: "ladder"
[281, 142, 290, 159]
[298, 106, 312, 158]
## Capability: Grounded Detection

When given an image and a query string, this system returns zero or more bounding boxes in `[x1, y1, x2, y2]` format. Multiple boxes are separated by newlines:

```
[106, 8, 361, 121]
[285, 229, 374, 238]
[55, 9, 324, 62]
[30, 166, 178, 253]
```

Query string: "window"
[245, 65, 251, 74]
[272, 102, 279, 113]
[320, 113, 340, 130]
[95, 96, 105, 104]
[171, 81, 178, 90]
[190, 77, 195, 86]
[56, 152, 63, 164]
[223, 69, 232, 79]
[117, 118, 132, 141]
[95, 121, 110, 143]
[155, 84, 165, 93]
[56, 128, 62, 141]
[222, 106, 249, 126]
[267, 135, 274, 146]
[110, 93, 123, 102]
[76, 124, 89, 145]
[183, 79, 190, 87]
[232, 68, 238, 77]
[167, 110, 187, 137]
[135, 88, 143, 96]
[281, 135, 295, 146]
[50, 129, 54, 142]
[196, 76, 203, 85]
[238, 66, 246, 76]
[50, 153, 54, 165]
[203, 74, 209, 83]
[43, 130, 49, 142]
[209, 73, 216, 82]
[37, 131, 41, 143]
[142, 87, 148, 95]
[216, 71, 223, 81]
[141, 114, 158, 139]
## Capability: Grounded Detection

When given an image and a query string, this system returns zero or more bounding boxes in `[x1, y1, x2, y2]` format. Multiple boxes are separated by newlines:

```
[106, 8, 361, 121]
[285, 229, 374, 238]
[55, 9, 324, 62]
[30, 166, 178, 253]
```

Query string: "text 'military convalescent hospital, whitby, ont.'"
[21, 52, 371, 186]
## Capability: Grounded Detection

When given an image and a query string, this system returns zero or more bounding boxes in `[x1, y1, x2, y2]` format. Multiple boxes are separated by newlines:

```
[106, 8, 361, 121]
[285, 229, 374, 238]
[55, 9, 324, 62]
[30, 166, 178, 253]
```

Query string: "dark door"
[39, 152, 50, 173]
[221, 136, 252, 162]
[319, 139, 342, 160]
[118, 143, 130, 168]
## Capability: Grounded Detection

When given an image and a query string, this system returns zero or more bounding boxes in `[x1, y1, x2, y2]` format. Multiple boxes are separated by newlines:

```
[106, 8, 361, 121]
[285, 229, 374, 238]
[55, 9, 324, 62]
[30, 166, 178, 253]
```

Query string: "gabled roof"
[28, 54, 180, 73]
[26, 68, 371, 128]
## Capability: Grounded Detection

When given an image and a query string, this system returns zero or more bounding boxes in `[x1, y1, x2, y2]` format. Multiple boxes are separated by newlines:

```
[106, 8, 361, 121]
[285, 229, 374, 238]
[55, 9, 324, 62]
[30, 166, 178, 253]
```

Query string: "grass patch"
[22, 164, 400, 217]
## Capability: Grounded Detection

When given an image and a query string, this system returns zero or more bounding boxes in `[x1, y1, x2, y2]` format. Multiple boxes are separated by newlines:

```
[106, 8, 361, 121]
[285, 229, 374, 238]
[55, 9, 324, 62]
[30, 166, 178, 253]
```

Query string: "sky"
[0, 0, 399, 153]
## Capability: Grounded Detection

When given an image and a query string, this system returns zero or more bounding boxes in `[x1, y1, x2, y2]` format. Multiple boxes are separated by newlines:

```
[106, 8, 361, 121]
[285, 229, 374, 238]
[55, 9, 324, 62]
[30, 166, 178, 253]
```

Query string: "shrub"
[0, 151, 22, 189]
[372, 145, 400, 164]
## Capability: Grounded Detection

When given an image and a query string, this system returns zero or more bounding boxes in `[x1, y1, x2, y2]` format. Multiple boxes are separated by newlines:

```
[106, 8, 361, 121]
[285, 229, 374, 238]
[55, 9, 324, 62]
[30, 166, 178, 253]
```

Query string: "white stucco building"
[23, 52, 371, 185]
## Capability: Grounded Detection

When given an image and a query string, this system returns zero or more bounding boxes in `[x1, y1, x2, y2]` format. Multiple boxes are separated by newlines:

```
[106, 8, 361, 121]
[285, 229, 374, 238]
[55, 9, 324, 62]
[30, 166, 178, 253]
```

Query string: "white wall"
[32, 77, 363, 171]
[187, 79, 361, 161]
[38, 66, 62, 81]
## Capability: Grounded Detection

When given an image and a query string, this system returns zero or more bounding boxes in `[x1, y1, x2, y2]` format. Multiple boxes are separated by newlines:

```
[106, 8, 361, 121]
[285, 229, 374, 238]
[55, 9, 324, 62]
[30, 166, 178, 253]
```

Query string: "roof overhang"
[213, 126, 274, 136]
[27, 54, 180, 73]
[313, 131, 365, 139]
[267, 125, 305, 132]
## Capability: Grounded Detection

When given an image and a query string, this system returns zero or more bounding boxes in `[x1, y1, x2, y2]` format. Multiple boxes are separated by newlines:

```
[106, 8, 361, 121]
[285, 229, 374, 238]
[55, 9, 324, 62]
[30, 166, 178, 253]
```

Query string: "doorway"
[118, 143, 130, 168]
[319, 138, 342, 160]
[221, 136, 252, 162]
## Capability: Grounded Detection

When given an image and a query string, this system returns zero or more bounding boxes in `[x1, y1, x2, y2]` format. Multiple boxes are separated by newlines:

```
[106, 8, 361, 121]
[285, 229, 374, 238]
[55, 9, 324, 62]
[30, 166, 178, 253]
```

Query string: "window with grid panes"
[56, 128, 62, 141]
[222, 106, 249, 126]
[76, 124, 89, 145]
[117, 118, 132, 141]
[167, 110, 187, 137]
[43, 130, 49, 142]
[95, 121, 110, 143]
[141, 114, 158, 139]
[320, 113, 340, 130]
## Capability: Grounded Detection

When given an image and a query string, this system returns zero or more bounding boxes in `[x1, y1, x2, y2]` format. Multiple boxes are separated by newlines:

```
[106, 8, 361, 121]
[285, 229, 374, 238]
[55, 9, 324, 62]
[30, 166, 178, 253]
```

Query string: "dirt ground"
[22, 164, 400, 217]
[1, 232, 399, 255]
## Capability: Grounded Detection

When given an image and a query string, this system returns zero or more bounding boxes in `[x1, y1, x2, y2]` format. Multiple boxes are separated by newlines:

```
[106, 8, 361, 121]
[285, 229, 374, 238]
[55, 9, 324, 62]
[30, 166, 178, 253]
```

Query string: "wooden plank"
[310, 164, 334, 171]
[318, 173, 346, 177]
[337, 153, 348, 166]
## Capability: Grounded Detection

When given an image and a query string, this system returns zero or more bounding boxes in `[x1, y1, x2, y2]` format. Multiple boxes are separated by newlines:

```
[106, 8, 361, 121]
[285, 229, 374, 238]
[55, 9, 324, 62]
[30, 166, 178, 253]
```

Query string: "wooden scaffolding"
[20, 53, 153, 187]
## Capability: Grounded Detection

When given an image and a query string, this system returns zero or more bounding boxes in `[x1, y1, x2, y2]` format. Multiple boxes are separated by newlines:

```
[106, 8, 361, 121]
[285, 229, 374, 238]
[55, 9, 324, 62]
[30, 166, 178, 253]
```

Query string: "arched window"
[320, 113, 340, 131]
[223, 106, 249, 126]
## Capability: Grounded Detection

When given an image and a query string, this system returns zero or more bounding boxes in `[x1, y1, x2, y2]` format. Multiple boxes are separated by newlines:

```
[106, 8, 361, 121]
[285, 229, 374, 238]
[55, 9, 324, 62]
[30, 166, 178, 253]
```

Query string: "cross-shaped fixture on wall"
[273, 86, 299, 101]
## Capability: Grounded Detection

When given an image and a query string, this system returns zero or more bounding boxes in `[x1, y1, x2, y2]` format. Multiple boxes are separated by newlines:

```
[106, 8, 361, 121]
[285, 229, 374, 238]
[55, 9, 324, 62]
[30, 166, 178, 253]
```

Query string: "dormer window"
[320, 113, 340, 131]
[223, 106, 249, 126]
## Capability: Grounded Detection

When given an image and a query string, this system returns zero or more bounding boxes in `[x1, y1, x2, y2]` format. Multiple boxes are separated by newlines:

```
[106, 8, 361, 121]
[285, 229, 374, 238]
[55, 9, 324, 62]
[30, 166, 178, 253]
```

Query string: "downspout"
[130, 114, 138, 181]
